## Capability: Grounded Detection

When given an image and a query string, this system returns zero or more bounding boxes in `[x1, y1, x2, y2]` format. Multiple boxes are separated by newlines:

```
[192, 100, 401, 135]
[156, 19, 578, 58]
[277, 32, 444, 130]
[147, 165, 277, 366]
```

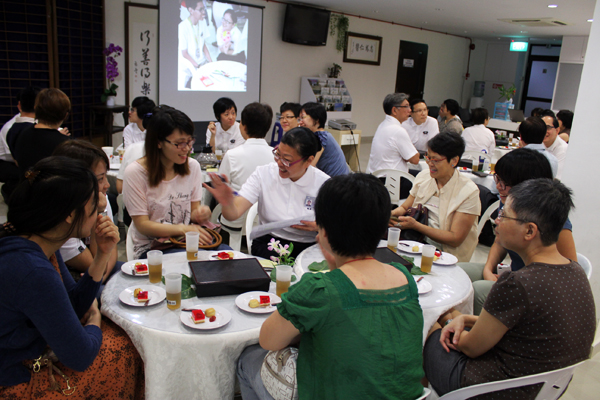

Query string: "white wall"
[105, 0, 472, 137]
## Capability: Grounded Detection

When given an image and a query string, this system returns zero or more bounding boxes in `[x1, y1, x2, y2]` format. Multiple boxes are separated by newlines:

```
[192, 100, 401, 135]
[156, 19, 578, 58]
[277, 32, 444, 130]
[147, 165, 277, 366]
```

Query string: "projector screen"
[159, 0, 263, 121]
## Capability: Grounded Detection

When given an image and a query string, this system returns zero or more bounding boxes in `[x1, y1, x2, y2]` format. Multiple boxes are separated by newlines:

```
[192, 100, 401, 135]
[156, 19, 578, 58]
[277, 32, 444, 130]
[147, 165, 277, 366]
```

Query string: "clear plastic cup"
[147, 250, 163, 283]
[421, 244, 435, 273]
[185, 231, 199, 261]
[276, 265, 292, 297]
[387, 227, 401, 253]
[165, 273, 182, 310]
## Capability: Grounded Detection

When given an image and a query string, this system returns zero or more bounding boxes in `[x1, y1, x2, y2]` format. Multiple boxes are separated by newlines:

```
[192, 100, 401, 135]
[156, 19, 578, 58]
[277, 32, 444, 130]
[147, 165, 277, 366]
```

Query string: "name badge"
[304, 196, 316, 210]
[423, 131, 429, 134]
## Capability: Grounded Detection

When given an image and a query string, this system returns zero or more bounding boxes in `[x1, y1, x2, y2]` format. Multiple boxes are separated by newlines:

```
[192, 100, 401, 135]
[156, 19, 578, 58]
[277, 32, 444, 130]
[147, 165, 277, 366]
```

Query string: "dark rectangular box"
[374, 247, 413, 272]
[189, 258, 271, 298]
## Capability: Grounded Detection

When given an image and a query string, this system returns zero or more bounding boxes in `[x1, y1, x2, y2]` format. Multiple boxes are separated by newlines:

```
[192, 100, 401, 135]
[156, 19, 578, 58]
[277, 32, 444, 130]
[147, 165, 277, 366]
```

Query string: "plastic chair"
[436, 361, 584, 400]
[462, 151, 492, 163]
[126, 225, 135, 261]
[417, 387, 431, 400]
[576, 253, 592, 280]
[270, 121, 283, 147]
[245, 203, 259, 252]
[477, 200, 500, 238]
[210, 203, 247, 252]
[371, 168, 415, 204]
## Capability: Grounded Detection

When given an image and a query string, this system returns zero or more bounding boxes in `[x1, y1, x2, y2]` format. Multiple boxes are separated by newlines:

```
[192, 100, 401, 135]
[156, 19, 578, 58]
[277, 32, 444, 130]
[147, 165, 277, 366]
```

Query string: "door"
[395, 41, 428, 99]
[520, 45, 561, 116]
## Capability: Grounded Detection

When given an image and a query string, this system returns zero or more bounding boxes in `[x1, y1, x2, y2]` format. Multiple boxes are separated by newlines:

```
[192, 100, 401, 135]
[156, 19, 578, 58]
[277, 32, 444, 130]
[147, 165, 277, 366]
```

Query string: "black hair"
[17, 86, 42, 113]
[409, 98, 427, 111]
[531, 107, 544, 117]
[280, 102, 302, 117]
[427, 132, 465, 162]
[241, 102, 273, 139]
[280, 127, 322, 159]
[3, 156, 98, 242]
[442, 99, 460, 116]
[471, 108, 489, 125]
[383, 93, 410, 115]
[557, 110, 574, 130]
[301, 102, 327, 129]
[223, 8, 237, 24]
[542, 110, 559, 128]
[495, 148, 552, 187]
[53, 139, 110, 171]
[132, 96, 156, 120]
[315, 173, 390, 257]
[213, 97, 237, 122]
[508, 178, 574, 246]
[518, 117, 546, 144]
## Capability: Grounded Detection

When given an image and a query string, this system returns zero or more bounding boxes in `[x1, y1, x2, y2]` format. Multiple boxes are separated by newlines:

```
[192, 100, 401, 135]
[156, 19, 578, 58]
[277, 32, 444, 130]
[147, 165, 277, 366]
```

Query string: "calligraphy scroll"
[343, 32, 382, 66]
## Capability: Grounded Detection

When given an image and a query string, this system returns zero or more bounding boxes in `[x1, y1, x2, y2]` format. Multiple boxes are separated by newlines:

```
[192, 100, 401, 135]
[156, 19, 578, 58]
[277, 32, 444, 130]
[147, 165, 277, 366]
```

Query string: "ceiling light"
[588, 19, 594, 22]
[548, 4, 558, 8]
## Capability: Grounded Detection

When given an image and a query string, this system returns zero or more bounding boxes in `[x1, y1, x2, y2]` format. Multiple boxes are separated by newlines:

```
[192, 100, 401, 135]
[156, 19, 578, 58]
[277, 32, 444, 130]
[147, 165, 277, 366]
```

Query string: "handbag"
[400, 203, 429, 243]
[260, 347, 299, 400]
[26, 348, 77, 396]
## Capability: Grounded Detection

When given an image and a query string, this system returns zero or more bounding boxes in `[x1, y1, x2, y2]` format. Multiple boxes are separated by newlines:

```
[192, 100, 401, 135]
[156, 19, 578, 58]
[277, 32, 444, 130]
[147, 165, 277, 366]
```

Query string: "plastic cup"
[421, 244, 435, 273]
[185, 231, 199, 260]
[165, 273, 182, 310]
[102, 146, 114, 161]
[276, 265, 292, 297]
[215, 149, 223, 161]
[147, 250, 163, 283]
[387, 227, 401, 253]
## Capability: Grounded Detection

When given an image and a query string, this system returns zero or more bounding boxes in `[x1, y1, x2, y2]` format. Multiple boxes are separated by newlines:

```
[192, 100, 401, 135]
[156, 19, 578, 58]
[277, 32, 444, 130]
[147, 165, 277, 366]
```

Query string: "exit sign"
[510, 42, 528, 52]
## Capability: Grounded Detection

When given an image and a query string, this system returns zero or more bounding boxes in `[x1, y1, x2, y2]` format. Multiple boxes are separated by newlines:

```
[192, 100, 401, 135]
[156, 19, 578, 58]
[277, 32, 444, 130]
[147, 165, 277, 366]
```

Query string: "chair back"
[126, 225, 135, 261]
[477, 200, 500, 238]
[270, 121, 284, 147]
[576, 253, 592, 280]
[462, 151, 492, 163]
[437, 361, 584, 400]
[416, 387, 431, 400]
[245, 202, 259, 251]
[371, 169, 415, 204]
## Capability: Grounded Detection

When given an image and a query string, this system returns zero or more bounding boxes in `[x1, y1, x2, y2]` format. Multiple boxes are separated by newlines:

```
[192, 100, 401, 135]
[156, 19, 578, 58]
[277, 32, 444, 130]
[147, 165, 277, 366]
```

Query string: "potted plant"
[498, 84, 516, 104]
[328, 63, 342, 78]
[101, 43, 123, 106]
[268, 238, 295, 266]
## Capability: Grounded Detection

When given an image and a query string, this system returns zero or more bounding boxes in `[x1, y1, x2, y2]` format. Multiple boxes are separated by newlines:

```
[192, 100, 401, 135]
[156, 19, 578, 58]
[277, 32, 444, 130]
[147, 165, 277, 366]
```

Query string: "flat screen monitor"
[282, 5, 330, 46]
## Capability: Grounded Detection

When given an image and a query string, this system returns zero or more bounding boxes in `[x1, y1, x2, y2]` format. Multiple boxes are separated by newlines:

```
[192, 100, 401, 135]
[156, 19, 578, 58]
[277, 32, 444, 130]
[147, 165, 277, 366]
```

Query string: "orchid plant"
[268, 238, 295, 266]
[101, 43, 123, 103]
[498, 84, 516, 102]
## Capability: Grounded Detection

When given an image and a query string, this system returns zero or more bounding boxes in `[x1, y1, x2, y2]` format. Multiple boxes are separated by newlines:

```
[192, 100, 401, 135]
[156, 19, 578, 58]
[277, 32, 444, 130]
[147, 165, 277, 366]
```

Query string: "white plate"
[109, 163, 121, 170]
[433, 252, 458, 266]
[119, 285, 166, 307]
[414, 277, 433, 295]
[235, 291, 281, 314]
[121, 259, 149, 276]
[180, 305, 232, 330]
[207, 250, 251, 260]
[397, 240, 423, 254]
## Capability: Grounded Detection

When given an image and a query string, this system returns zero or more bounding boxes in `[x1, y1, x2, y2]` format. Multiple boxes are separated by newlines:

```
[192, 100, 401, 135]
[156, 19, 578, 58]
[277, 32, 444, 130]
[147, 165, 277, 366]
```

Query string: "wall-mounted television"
[282, 4, 330, 46]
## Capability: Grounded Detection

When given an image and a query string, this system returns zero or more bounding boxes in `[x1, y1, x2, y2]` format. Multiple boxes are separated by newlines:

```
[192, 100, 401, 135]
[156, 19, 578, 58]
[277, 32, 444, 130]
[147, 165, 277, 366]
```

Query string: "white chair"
[210, 203, 248, 252]
[436, 361, 584, 400]
[371, 169, 415, 204]
[417, 387, 431, 400]
[245, 203, 259, 252]
[576, 253, 592, 280]
[462, 151, 492, 163]
[477, 200, 500, 238]
[126, 225, 135, 261]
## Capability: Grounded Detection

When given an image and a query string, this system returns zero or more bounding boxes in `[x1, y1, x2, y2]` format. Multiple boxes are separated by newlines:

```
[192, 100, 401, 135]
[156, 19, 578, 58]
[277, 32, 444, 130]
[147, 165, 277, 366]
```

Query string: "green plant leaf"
[410, 267, 428, 276]
[308, 260, 329, 272]
[270, 269, 298, 283]
[161, 274, 196, 299]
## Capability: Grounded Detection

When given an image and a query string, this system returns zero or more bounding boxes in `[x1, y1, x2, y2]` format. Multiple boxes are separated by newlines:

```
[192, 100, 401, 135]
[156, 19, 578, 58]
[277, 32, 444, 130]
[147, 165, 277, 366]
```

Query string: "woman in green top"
[237, 173, 425, 400]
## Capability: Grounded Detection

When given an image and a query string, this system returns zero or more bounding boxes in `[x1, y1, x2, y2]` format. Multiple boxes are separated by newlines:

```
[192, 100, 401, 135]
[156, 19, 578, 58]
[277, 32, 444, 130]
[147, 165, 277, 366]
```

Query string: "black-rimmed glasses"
[164, 138, 195, 150]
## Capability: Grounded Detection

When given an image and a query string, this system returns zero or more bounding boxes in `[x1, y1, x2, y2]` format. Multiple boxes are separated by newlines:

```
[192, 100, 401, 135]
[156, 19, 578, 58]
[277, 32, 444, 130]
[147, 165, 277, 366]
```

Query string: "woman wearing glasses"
[391, 132, 481, 262]
[123, 106, 214, 259]
[205, 127, 329, 259]
[216, 9, 245, 63]
[279, 102, 301, 133]
[459, 148, 577, 314]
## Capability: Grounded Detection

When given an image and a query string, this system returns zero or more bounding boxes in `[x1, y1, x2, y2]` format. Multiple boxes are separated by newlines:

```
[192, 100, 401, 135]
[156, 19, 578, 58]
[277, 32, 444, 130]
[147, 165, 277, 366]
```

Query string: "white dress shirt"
[367, 115, 418, 174]
[462, 124, 496, 156]
[123, 123, 146, 149]
[545, 137, 568, 179]
[205, 121, 245, 152]
[0, 114, 19, 161]
[401, 116, 439, 152]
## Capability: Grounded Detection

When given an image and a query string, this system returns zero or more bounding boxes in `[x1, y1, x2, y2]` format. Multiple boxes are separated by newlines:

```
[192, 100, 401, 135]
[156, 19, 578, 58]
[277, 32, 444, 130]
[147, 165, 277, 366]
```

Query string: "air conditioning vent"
[499, 17, 571, 27]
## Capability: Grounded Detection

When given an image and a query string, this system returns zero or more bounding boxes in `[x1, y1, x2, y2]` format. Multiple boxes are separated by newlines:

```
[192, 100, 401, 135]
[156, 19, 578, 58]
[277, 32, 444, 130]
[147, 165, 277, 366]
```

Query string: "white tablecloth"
[412, 161, 498, 194]
[294, 243, 474, 343]
[101, 252, 273, 400]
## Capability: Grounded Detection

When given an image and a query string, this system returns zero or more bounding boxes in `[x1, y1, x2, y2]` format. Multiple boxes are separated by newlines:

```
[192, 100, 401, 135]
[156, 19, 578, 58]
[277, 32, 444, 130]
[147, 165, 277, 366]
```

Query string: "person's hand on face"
[95, 215, 120, 255]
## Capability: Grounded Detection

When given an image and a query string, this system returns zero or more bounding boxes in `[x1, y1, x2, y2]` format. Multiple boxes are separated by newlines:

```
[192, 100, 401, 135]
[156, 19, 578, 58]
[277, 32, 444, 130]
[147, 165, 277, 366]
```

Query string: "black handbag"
[400, 204, 429, 243]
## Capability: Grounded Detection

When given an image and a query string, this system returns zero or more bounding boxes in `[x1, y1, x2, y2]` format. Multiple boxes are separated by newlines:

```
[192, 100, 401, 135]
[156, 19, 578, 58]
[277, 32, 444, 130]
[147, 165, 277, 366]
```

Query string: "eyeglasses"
[424, 155, 447, 165]
[546, 125, 556, 131]
[222, 18, 234, 24]
[413, 108, 428, 113]
[164, 138, 195, 150]
[496, 208, 544, 235]
[272, 147, 306, 168]
[279, 115, 297, 121]
[494, 175, 509, 191]
[395, 105, 411, 109]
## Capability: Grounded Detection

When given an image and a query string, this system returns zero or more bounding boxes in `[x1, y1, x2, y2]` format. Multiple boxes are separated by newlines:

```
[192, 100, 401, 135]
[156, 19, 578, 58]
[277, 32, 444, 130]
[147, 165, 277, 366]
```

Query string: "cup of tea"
[387, 227, 401, 253]
[147, 250, 163, 284]
[276, 265, 293, 297]
[185, 231, 199, 261]
[165, 273, 182, 310]
[421, 245, 435, 273]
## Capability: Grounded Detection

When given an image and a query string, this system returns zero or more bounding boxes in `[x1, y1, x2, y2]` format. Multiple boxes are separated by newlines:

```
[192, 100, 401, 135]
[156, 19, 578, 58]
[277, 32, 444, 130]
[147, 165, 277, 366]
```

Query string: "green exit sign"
[510, 42, 528, 52]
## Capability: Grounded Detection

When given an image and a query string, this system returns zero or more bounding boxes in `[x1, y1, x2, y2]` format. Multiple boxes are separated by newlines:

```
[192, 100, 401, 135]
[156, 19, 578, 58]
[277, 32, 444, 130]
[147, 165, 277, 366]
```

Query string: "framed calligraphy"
[125, 3, 159, 106]
[343, 32, 382, 66]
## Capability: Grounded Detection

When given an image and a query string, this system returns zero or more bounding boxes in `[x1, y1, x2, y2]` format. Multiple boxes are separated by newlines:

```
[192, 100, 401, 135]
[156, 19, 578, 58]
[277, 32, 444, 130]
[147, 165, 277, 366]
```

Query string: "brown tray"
[189, 258, 271, 298]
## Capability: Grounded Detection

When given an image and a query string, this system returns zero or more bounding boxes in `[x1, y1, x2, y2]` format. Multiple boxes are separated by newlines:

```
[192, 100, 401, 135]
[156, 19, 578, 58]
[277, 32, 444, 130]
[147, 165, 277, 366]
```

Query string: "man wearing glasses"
[437, 99, 463, 135]
[366, 93, 420, 175]
[517, 116, 559, 179]
[541, 111, 568, 179]
[178, 0, 213, 89]
[402, 98, 439, 152]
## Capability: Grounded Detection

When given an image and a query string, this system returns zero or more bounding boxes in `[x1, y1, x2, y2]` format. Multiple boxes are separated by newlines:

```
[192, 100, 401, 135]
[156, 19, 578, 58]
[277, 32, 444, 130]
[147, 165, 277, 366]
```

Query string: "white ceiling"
[294, 0, 596, 41]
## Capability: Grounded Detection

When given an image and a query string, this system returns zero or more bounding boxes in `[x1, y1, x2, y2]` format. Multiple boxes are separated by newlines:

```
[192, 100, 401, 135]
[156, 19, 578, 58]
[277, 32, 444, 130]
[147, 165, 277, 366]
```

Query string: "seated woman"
[459, 148, 577, 314]
[206, 97, 245, 153]
[299, 102, 350, 177]
[236, 173, 424, 399]
[216, 8, 245, 63]
[279, 102, 301, 133]
[423, 178, 595, 399]
[123, 105, 225, 259]
[392, 132, 480, 262]
[557, 109, 573, 143]
[205, 127, 329, 260]
[462, 108, 495, 156]
[53, 140, 123, 285]
[0, 157, 144, 399]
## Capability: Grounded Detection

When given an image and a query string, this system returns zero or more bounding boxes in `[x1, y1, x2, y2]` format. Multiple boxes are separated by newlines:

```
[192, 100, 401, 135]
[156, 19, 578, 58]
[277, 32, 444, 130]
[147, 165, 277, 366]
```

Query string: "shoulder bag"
[260, 347, 299, 400]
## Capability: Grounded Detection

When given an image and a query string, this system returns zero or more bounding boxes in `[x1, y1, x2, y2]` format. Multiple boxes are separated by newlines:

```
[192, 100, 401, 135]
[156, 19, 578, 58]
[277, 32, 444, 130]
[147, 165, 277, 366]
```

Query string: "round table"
[412, 160, 499, 194]
[191, 60, 247, 91]
[294, 242, 474, 343]
[101, 251, 273, 400]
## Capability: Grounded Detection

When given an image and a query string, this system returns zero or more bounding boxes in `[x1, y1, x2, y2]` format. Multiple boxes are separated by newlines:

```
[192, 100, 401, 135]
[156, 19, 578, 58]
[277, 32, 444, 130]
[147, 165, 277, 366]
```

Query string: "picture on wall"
[343, 32, 382, 66]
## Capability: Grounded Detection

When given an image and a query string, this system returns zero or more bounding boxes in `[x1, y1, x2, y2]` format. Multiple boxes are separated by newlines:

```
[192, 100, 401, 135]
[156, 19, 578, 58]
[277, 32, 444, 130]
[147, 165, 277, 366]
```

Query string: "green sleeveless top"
[277, 262, 424, 400]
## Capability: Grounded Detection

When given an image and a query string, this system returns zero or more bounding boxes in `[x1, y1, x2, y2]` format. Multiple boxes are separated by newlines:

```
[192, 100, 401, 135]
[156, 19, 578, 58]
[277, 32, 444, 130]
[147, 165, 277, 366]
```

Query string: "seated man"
[402, 98, 439, 152]
[123, 96, 155, 148]
[424, 178, 595, 398]
[542, 110, 568, 179]
[518, 116, 558, 178]
[462, 108, 495, 155]
[437, 99, 463, 135]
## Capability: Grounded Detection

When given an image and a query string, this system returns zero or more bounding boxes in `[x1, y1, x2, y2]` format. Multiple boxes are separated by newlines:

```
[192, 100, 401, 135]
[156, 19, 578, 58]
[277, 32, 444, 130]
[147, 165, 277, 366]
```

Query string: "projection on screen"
[178, 1, 249, 92]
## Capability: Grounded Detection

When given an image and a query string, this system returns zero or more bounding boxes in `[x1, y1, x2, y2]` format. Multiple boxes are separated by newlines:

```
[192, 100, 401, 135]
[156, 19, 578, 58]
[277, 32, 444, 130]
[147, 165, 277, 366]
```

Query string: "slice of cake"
[216, 251, 234, 260]
[191, 309, 206, 324]
[136, 290, 149, 302]
[259, 295, 271, 308]
[134, 263, 148, 274]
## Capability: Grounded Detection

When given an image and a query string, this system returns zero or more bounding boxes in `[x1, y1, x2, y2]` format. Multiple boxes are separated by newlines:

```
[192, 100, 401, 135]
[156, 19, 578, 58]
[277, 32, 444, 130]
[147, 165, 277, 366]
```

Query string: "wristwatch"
[445, 319, 453, 326]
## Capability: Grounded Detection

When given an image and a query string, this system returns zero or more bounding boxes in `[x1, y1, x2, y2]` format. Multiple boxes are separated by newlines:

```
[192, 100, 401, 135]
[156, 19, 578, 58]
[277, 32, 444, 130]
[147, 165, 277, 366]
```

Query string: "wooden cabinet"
[328, 128, 361, 172]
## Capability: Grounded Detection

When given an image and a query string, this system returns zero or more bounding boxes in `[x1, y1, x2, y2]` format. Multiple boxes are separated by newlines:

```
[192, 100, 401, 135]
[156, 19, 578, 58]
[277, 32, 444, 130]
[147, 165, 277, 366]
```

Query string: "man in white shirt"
[206, 97, 245, 152]
[542, 111, 568, 180]
[462, 108, 496, 156]
[178, 0, 213, 89]
[518, 117, 559, 178]
[123, 96, 155, 148]
[367, 93, 420, 175]
[402, 98, 439, 152]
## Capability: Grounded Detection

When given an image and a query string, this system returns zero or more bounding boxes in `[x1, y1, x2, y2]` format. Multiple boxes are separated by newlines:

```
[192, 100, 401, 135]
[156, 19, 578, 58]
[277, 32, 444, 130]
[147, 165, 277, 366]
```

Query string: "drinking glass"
[276, 265, 292, 297]
[387, 227, 401, 253]
[147, 250, 163, 284]
[421, 245, 435, 273]
[186, 231, 199, 261]
[165, 273, 182, 310]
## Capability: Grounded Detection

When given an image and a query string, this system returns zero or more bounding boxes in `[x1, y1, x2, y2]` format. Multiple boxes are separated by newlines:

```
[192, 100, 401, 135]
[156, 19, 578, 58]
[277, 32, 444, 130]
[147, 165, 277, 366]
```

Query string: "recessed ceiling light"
[588, 19, 594, 22]
[548, 4, 558, 8]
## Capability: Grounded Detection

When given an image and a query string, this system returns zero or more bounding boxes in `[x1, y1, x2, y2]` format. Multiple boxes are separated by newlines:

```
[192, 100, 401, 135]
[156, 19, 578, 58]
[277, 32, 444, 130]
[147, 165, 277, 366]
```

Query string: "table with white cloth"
[101, 252, 273, 400]
[293, 242, 474, 343]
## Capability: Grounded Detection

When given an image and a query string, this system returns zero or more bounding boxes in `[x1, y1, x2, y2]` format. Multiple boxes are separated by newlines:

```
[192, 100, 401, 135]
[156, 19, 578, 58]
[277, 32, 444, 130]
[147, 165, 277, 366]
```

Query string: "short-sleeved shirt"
[117, 141, 145, 181]
[218, 138, 273, 192]
[278, 263, 424, 400]
[462, 261, 596, 398]
[178, 18, 210, 64]
[402, 116, 440, 152]
[60, 202, 114, 262]
[367, 115, 419, 174]
[122, 158, 203, 258]
[437, 115, 463, 135]
[237, 163, 329, 242]
[123, 123, 145, 149]
[314, 130, 350, 177]
[462, 124, 496, 155]
[0, 114, 19, 161]
[545, 136, 568, 180]
[205, 121, 245, 152]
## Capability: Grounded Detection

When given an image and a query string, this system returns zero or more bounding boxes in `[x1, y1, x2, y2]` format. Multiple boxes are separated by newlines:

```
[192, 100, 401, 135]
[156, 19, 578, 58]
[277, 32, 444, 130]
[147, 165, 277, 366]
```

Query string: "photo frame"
[343, 32, 382, 66]
[125, 3, 159, 106]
